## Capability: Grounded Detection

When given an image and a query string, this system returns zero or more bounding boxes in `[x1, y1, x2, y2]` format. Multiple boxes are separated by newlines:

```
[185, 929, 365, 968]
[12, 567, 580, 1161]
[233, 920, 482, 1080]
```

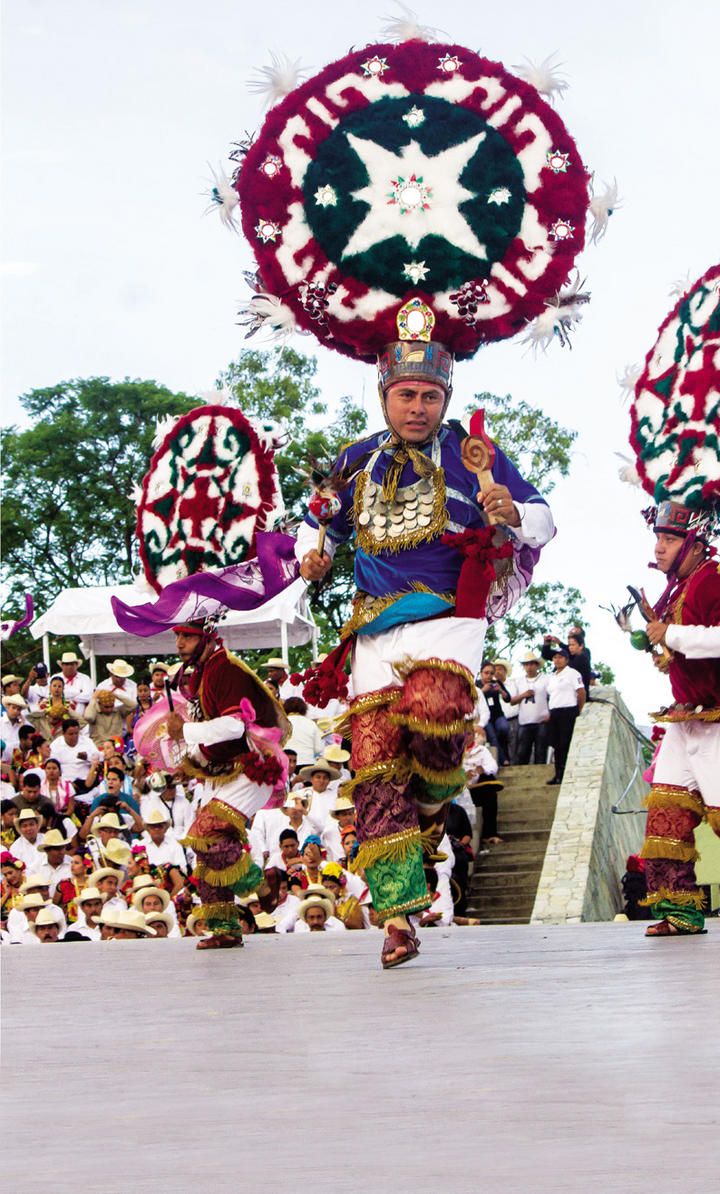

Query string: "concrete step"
[472, 856, 547, 876]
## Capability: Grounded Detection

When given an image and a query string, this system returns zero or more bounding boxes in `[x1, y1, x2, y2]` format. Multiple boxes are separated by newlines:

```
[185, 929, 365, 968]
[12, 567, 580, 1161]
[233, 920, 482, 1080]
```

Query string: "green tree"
[484, 581, 584, 659]
[217, 347, 368, 653]
[468, 391, 576, 496]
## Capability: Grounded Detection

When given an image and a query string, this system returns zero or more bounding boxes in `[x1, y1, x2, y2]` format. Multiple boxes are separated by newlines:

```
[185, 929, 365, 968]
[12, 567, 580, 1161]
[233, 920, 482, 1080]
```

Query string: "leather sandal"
[196, 933, 244, 950]
[381, 923, 420, 969]
[645, 918, 704, 937]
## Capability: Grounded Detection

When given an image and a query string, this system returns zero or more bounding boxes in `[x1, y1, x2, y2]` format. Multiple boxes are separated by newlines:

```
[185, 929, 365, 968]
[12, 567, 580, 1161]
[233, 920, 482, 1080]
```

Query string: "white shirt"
[498, 677, 519, 720]
[272, 893, 301, 933]
[284, 715, 323, 765]
[26, 681, 51, 710]
[665, 624, 720, 658]
[97, 676, 138, 702]
[141, 833, 187, 870]
[38, 858, 72, 895]
[0, 715, 27, 762]
[295, 914, 346, 932]
[516, 674, 550, 725]
[10, 836, 45, 872]
[305, 783, 340, 832]
[547, 667, 583, 710]
[50, 737, 100, 784]
[140, 791, 193, 841]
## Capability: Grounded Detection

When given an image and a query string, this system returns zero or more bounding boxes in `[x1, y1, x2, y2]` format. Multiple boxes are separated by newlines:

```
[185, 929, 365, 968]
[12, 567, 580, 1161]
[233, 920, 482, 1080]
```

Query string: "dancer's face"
[384, 382, 446, 443]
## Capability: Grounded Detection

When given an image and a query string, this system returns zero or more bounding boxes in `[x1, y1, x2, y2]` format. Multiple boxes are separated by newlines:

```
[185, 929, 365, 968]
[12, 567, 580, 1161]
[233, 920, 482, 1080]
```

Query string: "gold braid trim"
[341, 583, 455, 638]
[639, 837, 699, 863]
[196, 901, 239, 921]
[410, 760, 466, 787]
[706, 807, 720, 832]
[639, 888, 706, 910]
[392, 655, 478, 702]
[642, 785, 705, 817]
[376, 893, 432, 922]
[652, 706, 720, 723]
[388, 710, 472, 737]
[353, 468, 448, 555]
[339, 757, 412, 801]
[350, 827, 422, 874]
[193, 853, 256, 888]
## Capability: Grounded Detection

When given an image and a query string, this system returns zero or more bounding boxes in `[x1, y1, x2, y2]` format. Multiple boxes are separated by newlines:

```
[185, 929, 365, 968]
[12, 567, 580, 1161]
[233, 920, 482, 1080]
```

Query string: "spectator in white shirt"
[493, 660, 519, 765]
[50, 720, 101, 789]
[8, 892, 48, 943]
[262, 657, 297, 702]
[22, 663, 50, 710]
[321, 795, 357, 862]
[511, 651, 551, 766]
[1, 695, 29, 762]
[283, 697, 323, 767]
[296, 759, 342, 831]
[37, 829, 73, 893]
[546, 647, 586, 786]
[141, 808, 187, 870]
[97, 659, 138, 703]
[53, 653, 94, 714]
[295, 891, 346, 932]
[68, 886, 104, 940]
[10, 809, 45, 871]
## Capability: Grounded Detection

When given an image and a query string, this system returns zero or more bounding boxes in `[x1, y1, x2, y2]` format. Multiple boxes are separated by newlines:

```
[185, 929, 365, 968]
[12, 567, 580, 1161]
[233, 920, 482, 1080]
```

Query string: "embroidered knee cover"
[639, 783, 706, 929]
[182, 798, 263, 938]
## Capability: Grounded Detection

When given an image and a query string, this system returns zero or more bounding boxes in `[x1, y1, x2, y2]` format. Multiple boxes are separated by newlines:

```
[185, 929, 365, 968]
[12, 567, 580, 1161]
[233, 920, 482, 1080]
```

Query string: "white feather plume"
[513, 53, 568, 103]
[248, 52, 307, 106]
[152, 414, 178, 451]
[203, 164, 240, 231]
[615, 452, 641, 486]
[522, 289, 586, 353]
[127, 482, 144, 505]
[199, 386, 235, 407]
[380, 2, 443, 42]
[617, 362, 642, 401]
[132, 572, 157, 595]
[669, 271, 693, 298]
[237, 292, 298, 342]
[589, 178, 621, 244]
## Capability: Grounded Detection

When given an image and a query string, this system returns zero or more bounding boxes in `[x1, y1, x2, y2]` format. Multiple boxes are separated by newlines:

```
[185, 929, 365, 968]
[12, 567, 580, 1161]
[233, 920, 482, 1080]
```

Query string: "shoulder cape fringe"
[196, 901, 240, 922]
[652, 706, 720, 723]
[375, 892, 432, 922]
[193, 854, 262, 892]
[392, 655, 478, 700]
[387, 710, 472, 737]
[353, 468, 448, 556]
[643, 785, 705, 817]
[350, 827, 422, 875]
[640, 837, 699, 863]
[340, 757, 413, 800]
[341, 583, 454, 638]
[639, 888, 706, 911]
[181, 799, 249, 852]
[409, 760, 466, 788]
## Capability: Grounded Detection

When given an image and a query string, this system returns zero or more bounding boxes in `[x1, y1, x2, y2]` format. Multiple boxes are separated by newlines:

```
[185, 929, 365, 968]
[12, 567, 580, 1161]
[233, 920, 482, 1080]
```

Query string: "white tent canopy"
[31, 578, 317, 681]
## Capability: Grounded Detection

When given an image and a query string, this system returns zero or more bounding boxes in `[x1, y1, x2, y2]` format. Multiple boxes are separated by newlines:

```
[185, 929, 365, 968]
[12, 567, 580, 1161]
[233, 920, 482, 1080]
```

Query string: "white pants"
[352, 616, 488, 695]
[200, 772, 275, 820]
[653, 721, 720, 803]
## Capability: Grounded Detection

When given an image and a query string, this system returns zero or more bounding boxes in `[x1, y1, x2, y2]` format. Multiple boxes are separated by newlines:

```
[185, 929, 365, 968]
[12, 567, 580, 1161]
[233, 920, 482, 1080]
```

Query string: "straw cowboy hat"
[39, 829, 72, 851]
[5, 694, 28, 710]
[102, 839, 132, 868]
[20, 874, 51, 895]
[263, 657, 287, 669]
[88, 866, 124, 887]
[281, 792, 310, 814]
[493, 658, 512, 677]
[114, 908, 156, 937]
[28, 908, 60, 934]
[323, 744, 350, 765]
[150, 661, 170, 673]
[2, 674, 24, 686]
[19, 892, 47, 911]
[330, 796, 356, 820]
[237, 892, 261, 908]
[131, 884, 170, 913]
[297, 894, 333, 923]
[185, 910, 209, 937]
[14, 808, 41, 828]
[93, 812, 124, 833]
[303, 883, 337, 903]
[297, 758, 341, 783]
[106, 659, 135, 678]
[145, 910, 174, 932]
[58, 652, 82, 665]
[98, 904, 124, 930]
[520, 650, 542, 665]
[76, 886, 103, 906]
[254, 912, 277, 931]
[144, 807, 171, 825]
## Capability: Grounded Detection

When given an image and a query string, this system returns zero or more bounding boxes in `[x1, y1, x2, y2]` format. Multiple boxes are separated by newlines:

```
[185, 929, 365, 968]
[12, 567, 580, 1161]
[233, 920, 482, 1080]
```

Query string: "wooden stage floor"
[2, 922, 717, 1193]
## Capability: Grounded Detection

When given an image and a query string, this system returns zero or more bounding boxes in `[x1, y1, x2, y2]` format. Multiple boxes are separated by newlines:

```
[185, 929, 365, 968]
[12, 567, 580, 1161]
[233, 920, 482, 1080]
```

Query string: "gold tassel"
[196, 901, 239, 921]
[639, 836, 699, 863]
[339, 757, 412, 801]
[639, 887, 706, 910]
[193, 854, 256, 888]
[642, 784, 705, 817]
[351, 827, 422, 873]
[376, 893, 432, 922]
[387, 710, 472, 737]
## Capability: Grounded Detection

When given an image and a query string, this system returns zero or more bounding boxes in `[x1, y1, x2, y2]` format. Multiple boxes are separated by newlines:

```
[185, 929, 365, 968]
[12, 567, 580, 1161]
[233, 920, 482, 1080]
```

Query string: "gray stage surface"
[3, 923, 717, 1193]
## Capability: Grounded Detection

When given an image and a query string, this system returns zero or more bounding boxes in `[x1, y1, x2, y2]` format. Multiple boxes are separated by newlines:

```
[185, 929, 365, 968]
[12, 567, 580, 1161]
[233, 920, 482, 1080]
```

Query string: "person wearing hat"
[510, 651, 550, 766]
[493, 659, 519, 765]
[145, 909, 176, 937]
[149, 661, 170, 703]
[83, 686, 137, 748]
[97, 659, 137, 702]
[323, 742, 351, 779]
[1, 849, 27, 922]
[7, 890, 48, 943]
[320, 860, 367, 929]
[113, 907, 156, 939]
[0, 693, 29, 763]
[10, 808, 45, 872]
[27, 906, 62, 943]
[37, 828, 73, 892]
[2, 673, 23, 700]
[70, 886, 104, 940]
[545, 647, 585, 787]
[295, 889, 346, 933]
[52, 653, 93, 713]
[141, 807, 188, 870]
[297, 758, 342, 831]
[260, 794, 315, 869]
[321, 795, 356, 862]
[131, 875, 174, 919]
[22, 662, 50, 710]
[97, 903, 124, 940]
[262, 657, 296, 702]
[282, 697, 324, 768]
[88, 866, 126, 912]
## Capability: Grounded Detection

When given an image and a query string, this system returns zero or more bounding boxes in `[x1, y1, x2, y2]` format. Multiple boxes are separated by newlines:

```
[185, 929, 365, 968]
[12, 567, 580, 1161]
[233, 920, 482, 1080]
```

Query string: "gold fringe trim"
[350, 828, 422, 874]
[376, 893, 432, 922]
[410, 759, 466, 787]
[181, 799, 249, 852]
[353, 468, 448, 556]
[392, 655, 478, 702]
[387, 710, 472, 737]
[181, 754, 249, 786]
[639, 888, 706, 911]
[193, 854, 256, 888]
[196, 901, 238, 921]
[642, 785, 705, 817]
[639, 837, 699, 863]
[706, 808, 720, 832]
[336, 687, 402, 735]
[341, 583, 454, 637]
[339, 757, 412, 800]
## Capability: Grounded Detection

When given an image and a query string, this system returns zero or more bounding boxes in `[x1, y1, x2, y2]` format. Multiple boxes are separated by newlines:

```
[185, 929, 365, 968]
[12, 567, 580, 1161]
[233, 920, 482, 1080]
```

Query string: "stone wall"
[531, 686, 649, 924]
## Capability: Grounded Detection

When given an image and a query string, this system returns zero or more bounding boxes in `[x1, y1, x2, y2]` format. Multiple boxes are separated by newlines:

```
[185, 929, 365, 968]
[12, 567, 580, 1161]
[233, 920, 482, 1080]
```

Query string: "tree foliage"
[484, 581, 584, 659]
[468, 391, 576, 495]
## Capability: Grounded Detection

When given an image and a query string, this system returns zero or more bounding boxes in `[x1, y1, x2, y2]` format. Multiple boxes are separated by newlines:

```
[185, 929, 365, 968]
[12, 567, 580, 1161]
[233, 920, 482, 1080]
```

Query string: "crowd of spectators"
[1, 629, 593, 945]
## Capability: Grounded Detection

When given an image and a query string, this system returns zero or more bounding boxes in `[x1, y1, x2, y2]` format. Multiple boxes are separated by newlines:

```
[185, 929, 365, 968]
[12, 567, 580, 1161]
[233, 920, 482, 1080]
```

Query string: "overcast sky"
[3, 0, 719, 721]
